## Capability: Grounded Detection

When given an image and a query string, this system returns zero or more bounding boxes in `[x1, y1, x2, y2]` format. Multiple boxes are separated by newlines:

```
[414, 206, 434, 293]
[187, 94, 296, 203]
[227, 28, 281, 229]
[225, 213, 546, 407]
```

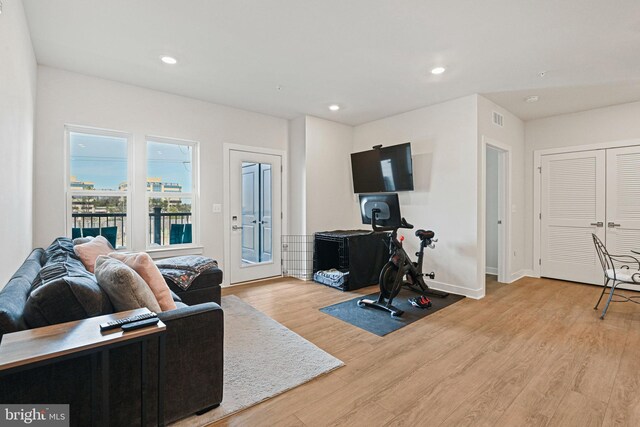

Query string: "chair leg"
[594, 278, 610, 309]
[600, 281, 618, 320]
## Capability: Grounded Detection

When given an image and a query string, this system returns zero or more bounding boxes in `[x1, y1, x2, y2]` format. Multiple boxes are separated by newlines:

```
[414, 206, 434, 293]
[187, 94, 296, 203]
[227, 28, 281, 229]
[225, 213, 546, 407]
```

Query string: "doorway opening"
[482, 137, 511, 294]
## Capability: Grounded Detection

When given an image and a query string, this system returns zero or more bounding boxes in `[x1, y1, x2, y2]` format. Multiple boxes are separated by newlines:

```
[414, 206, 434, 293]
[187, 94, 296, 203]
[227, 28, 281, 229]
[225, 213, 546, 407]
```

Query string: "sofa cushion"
[43, 237, 78, 264]
[23, 257, 114, 328]
[94, 256, 161, 313]
[170, 290, 182, 303]
[74, 236, 114, 273]
[108, 252, 177, 311]
[0, 249, 44, 336]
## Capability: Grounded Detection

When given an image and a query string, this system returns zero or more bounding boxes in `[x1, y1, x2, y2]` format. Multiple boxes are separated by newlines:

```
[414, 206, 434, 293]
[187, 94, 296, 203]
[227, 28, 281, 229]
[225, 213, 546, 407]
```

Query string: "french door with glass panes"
[228, 150, 282, 284]
[540, 146, 640, 285]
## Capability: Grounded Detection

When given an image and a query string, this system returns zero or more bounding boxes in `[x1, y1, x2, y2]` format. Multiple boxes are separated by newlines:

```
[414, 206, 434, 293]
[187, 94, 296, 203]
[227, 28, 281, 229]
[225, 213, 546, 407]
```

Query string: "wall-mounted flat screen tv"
[350, 143, 414, 193]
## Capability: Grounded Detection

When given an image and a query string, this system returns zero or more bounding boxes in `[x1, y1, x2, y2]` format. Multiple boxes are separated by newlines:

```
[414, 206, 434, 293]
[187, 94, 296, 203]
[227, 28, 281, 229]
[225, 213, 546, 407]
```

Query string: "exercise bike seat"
[415, 229, 435, 241]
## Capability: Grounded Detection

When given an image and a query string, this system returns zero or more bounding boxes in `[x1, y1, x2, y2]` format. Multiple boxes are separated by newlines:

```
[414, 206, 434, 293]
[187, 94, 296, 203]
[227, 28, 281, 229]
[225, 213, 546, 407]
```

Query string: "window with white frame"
[67, 127, 131, 249]
[146, 137, 197, 247]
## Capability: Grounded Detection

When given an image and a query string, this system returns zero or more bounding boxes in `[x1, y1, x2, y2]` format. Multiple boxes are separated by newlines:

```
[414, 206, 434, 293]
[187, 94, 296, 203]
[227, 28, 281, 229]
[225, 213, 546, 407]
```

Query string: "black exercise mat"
[320, 288, 465, 336]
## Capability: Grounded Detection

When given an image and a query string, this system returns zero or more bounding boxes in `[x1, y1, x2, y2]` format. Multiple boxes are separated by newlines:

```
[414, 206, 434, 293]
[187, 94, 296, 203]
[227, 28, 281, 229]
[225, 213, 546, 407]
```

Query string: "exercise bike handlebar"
[371, 208, 413, 232]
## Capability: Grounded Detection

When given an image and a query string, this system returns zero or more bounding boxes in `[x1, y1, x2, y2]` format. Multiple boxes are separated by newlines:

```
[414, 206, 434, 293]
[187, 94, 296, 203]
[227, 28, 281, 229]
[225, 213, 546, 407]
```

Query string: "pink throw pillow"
[108, 252, 177, 311]
[74, 236, 114, 273]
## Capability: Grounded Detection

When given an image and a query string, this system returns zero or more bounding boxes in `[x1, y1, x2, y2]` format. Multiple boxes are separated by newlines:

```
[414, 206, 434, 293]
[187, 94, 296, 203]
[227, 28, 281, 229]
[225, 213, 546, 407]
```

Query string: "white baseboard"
[429, 279, 485, 300]
[485, 266, 498, 275]
[510, 269, 537, 283]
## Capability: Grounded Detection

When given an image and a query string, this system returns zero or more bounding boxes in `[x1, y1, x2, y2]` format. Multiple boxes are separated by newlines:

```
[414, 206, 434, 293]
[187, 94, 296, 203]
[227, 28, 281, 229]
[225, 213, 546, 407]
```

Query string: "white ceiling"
[22, 0, 640, 125]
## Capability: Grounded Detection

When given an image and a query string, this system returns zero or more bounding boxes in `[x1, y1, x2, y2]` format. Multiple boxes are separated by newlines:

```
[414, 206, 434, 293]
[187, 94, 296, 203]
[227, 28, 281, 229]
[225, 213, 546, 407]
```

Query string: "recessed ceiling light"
[160, 56, 177, 65]
[329, 104, 340, 111]
[431, 67, 446, 75]
[525, 95, 539, 103]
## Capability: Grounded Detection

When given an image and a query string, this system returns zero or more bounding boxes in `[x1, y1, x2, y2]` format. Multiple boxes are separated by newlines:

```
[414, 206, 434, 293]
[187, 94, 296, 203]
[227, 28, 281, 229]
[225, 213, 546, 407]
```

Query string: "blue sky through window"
[70, 132, 127, 190]
[69, 133, 193, 192]
[147, 140, 192, 193]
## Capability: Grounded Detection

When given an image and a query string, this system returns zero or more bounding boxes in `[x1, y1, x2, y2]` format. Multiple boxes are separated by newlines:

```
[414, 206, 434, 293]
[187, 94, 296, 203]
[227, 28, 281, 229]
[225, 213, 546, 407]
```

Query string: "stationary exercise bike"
[357, 193, 448, 317]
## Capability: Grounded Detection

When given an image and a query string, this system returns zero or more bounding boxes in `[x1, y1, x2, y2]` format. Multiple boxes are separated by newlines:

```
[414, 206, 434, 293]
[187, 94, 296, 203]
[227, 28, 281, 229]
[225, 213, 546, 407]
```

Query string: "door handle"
[497, 220, 502, 224]
[232, 225, 243, 230]
[590, 222, 604, 227]
[608, 222, 621, 228]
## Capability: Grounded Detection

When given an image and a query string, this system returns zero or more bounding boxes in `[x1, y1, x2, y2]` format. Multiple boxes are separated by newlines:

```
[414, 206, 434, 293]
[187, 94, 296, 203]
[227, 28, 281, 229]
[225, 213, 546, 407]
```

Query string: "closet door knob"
[590, 222, 603, 227]
[608, 222, 621, 228]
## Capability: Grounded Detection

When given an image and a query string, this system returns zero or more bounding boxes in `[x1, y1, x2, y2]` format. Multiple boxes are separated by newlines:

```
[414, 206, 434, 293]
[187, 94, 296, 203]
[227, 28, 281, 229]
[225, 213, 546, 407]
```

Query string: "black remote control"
[100, 312, 157, 331]
[121, 317, 160, 331]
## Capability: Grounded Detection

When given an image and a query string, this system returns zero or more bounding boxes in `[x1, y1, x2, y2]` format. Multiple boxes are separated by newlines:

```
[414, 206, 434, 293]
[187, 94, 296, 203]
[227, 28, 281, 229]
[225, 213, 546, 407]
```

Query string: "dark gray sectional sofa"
[0, 238, 224, 426]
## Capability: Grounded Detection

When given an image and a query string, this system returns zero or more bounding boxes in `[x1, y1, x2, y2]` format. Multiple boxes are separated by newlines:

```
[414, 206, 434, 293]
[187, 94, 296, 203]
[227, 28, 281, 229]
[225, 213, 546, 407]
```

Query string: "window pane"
[241, 162, 272, 264]
[70, 132, 128, 191]
[147, 141, 192, 193]
[148, 197, 192, 246]
[71, 195, 127, 248]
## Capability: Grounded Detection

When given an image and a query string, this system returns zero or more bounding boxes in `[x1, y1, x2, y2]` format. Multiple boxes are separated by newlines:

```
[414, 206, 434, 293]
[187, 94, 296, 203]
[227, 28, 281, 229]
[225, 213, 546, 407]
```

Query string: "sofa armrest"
[157, 302, 224, 423]
[158, 301, 221, 323]
[162, 266, 223, 306]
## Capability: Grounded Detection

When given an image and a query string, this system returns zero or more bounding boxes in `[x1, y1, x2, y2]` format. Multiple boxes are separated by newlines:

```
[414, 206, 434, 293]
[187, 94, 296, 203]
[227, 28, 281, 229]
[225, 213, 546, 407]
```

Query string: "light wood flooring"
[210, 276, 640, 427]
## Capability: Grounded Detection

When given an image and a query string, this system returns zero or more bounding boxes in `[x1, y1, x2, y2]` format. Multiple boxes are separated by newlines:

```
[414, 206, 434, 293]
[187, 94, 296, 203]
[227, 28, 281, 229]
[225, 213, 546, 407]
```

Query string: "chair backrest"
[71, 226, 118, 248]
[169, 224, 192, 245]
[592, 233, 614, 275]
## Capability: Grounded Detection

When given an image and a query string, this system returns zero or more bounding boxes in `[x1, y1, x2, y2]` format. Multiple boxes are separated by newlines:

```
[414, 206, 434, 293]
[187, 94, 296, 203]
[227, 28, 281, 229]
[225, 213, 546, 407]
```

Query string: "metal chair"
[592, 233, 640, 319]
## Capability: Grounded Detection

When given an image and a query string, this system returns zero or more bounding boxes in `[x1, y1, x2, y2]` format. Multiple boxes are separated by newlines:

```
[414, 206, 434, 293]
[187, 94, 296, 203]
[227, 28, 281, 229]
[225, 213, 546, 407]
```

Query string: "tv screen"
[351, 150, 383, 193]
[380, 143, 414, 192]
[350, 143, 414, 193]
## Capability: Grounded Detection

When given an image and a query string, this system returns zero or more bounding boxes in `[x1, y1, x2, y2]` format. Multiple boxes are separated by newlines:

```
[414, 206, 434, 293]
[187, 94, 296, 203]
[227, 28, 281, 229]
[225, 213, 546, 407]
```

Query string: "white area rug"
[173, 295, 344, 426]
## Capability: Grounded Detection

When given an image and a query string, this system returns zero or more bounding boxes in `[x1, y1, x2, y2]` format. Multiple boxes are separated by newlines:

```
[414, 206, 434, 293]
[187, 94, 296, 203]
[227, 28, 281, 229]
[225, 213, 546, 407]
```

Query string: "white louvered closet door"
[541, 150, 606, 284]
[605, 146, 640, 268]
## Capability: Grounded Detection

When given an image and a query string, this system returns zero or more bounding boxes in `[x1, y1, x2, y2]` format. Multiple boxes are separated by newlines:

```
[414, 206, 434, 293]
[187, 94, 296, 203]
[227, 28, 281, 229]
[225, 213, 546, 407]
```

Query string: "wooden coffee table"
[0, 308, 166, 427]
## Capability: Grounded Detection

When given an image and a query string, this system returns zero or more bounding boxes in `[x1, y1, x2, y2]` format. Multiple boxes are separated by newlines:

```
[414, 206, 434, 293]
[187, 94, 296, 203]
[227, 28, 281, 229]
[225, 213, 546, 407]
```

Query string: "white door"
[229, 150, 282, 284]
[540, 150, 606, 284]
[605, 146, 640, 264]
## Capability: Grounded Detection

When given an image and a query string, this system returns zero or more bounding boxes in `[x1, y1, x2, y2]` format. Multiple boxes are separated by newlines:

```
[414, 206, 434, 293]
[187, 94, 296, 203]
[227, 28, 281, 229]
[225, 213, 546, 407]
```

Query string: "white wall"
[288, 116, 306, 235]
[524, 101, 640, 271]
[33, 66, 288, 271]
[485, 147, 499, 273]
[304, 116, 359, 234]
[353, 95, 481, 298]
[0, 0, 37, 286]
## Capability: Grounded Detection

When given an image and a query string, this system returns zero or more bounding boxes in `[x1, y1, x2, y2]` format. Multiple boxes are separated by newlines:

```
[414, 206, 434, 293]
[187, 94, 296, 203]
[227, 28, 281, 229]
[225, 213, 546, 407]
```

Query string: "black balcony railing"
[149, 207, 192, 246]
[72, 209, 192, 248]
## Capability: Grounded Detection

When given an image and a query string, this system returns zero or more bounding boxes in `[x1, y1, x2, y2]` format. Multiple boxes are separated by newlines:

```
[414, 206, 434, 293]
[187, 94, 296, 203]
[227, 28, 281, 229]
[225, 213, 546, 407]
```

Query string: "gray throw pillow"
[94, 256, 161, 313]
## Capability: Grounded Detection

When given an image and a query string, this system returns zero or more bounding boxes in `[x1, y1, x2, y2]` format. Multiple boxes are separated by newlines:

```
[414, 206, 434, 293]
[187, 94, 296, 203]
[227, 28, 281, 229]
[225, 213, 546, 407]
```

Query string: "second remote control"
[100, 312, 157, 331]
[121, 317, 160, 331]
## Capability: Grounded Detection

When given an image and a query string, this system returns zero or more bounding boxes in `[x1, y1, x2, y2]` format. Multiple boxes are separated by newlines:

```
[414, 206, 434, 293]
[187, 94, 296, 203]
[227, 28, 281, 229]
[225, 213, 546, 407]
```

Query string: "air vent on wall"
[492, 111, 504, 127]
